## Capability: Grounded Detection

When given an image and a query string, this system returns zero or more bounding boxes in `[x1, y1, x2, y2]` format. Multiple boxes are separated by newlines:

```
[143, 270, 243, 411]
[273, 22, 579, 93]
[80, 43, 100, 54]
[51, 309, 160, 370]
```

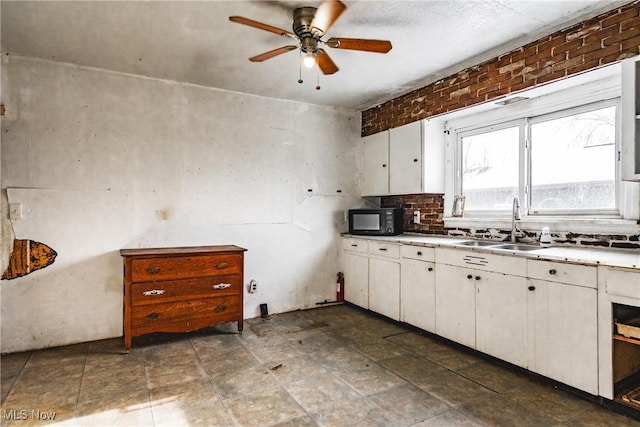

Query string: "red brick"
[568, 41, 604, 58]
[601, 7, 638, 29]
[585, 43, 620, 63]
[537, 35, 566, 53]
[584, 23, 620, 44]
[552, 38, 583, 55]
[536, 69, 567, 84]
[621, 34, 640, 51]
[567, 22, 602, 41]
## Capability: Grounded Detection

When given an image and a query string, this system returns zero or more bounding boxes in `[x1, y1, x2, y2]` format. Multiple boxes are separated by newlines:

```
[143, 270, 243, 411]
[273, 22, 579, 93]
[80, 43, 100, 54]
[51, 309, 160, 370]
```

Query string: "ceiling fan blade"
[327, 38, 392, 53]
[229, 16, 296, 38]
[315, 49, 339, 75]
[310, 0, 346, 37]
[249, 45, 298, 62]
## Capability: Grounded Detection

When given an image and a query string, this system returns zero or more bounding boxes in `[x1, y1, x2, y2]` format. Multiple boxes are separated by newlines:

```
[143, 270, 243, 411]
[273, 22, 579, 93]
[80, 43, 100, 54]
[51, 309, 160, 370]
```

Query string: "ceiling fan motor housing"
[293, 7, 320, 54]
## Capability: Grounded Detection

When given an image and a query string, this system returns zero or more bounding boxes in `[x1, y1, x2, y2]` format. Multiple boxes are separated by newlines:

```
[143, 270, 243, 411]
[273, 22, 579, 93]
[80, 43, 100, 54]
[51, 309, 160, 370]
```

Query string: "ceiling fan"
[229, 0, 392, 77]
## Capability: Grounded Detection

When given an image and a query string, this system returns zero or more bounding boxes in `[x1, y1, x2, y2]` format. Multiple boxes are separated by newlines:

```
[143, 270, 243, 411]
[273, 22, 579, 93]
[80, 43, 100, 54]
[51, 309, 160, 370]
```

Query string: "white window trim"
[441, 66, 640, 235]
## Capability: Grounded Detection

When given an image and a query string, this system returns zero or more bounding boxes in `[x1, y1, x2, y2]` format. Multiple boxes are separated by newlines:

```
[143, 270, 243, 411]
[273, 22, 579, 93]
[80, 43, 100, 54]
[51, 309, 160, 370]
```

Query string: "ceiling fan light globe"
[303, 54, 315, 68]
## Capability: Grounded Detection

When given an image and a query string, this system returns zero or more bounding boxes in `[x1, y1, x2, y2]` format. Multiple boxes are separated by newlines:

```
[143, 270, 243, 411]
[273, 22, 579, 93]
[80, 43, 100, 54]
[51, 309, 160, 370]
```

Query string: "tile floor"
[1, 304, 639, 426]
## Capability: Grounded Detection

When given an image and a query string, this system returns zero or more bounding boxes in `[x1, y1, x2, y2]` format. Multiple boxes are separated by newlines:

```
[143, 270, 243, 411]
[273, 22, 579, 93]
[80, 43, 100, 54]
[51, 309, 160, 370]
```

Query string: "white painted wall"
[0, 55, 364, 353]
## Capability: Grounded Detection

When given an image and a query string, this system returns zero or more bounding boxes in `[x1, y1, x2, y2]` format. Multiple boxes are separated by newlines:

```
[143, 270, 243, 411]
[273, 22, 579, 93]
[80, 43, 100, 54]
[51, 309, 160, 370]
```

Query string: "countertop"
[343, 233, 640, 269]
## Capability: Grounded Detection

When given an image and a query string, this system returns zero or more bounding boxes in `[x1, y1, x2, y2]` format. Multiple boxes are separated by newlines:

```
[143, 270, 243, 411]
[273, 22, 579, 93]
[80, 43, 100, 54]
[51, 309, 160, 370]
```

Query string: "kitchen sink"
[491, 243, 543, 252]
[454, 240, 498, 247]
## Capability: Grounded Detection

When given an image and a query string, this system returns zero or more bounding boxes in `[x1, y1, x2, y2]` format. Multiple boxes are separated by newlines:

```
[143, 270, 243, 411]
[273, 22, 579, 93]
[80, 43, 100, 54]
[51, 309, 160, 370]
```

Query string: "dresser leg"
[238, 319, 243, 334]
[124, 335, 131, 353]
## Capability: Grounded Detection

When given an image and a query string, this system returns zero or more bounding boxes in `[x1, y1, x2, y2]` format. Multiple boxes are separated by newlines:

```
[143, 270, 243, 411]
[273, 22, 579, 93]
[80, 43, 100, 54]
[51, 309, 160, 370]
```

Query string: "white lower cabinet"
[435, 263, 477, 348]
[528, 278, 598, 394]
[342, 239, 369, 310]
[369, 257, 401, 321]
[401, 246, 436, 333]
[476, 271, 528, 368]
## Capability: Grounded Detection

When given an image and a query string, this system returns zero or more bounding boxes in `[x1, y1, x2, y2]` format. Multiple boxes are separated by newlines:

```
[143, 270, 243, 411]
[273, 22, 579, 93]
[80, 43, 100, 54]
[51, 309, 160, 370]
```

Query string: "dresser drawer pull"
[142, 289, 165, 296]
[212, 283, 232, 290]
[146, 267, 161, 274]
[146, 312, 160, 319]
[215, 262, 229, 270]
[214, 305, 226, 313]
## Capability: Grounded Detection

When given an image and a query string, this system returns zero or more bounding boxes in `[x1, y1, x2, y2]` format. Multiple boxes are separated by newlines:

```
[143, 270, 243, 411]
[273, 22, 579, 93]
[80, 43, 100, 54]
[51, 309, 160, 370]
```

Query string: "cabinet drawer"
[601, 267, 640, 298]
[131, 275, 240, 306]
[343, 238, 368, 254]
[131, 254, 242, 282]
[435, 248, 526, 276]
[368, 241, 400, 258]
[401, 245, 435, 262]
[131, 295, 241, 329]
[528, 259, 596, 288]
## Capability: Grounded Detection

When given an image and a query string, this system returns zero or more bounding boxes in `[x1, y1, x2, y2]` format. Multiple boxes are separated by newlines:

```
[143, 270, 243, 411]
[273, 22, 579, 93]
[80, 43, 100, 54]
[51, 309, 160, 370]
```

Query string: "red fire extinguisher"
[336, 272, 344, 302]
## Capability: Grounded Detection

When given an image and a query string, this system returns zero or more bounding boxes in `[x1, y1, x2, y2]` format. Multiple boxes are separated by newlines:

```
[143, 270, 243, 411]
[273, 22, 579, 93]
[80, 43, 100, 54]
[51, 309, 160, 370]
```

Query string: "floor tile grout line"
[188, 334, 244, 427]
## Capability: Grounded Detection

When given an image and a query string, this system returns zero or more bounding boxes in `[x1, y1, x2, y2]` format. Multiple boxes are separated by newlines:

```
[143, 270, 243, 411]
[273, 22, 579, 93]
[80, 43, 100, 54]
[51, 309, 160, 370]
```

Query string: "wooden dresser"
[120, 245, 247, 351]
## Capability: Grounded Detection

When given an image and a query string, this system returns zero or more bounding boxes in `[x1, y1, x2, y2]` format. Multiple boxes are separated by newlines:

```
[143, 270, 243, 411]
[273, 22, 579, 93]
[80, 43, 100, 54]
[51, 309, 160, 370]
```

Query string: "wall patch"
[1, 240, 57, 280]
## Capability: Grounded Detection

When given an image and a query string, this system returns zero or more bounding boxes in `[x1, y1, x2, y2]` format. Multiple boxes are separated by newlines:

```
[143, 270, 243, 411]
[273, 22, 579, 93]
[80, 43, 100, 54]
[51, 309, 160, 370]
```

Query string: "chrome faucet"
[511, 196, 522, 243]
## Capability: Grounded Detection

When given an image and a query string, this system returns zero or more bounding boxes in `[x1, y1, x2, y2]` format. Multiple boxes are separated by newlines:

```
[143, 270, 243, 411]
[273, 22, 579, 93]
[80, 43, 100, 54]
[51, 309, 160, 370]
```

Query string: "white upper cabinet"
[362, 131, 389, 196]
[621, 55, 640, 181]
[361, 120, 444, 196]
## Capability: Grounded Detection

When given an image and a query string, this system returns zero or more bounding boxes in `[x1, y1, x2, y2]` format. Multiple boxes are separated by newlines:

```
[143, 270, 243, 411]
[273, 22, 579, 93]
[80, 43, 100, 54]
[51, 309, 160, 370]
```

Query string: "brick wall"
[367, 2, 640, 246]
[381, 194, 445, 234]
[362, 1, 640, 136]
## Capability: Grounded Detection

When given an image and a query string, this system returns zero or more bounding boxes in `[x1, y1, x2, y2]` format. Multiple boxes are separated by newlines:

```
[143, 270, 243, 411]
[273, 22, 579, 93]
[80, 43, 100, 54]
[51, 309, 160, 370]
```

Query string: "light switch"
[413, 210, 420, 224]
[9, 203, 23, 220]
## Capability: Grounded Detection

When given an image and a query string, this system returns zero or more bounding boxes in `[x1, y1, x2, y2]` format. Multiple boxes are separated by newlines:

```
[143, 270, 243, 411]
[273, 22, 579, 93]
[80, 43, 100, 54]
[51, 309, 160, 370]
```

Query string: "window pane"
[462, 126, 519, 210]
[530, 106, 616, 211]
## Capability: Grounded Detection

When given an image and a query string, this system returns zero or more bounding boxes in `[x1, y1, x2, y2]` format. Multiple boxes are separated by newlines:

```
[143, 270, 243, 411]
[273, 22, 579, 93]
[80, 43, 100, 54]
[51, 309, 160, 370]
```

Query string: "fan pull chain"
[298, 50, 303, 84]
[316, 64, 321, 90]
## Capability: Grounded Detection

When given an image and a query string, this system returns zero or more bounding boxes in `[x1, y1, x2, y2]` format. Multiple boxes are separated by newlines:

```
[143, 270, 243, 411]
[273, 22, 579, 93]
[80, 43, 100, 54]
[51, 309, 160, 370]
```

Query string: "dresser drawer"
[131, 254, 242, 282]
[131, 275, 241, 306]
[131, 295, 241, 329]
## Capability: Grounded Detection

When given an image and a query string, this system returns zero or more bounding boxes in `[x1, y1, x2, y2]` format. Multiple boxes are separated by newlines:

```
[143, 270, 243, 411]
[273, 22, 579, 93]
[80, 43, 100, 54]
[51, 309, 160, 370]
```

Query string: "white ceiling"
[1, 0, 629, 111]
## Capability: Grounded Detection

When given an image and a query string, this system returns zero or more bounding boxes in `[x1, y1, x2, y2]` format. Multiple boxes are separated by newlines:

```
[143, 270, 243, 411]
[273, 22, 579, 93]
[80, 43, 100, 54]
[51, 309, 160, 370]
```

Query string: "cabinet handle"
[467, 274, 473, 279]
[428, 267, 433, 272]
[212, 283, 232, 290]
[475, 276, 481, 280]
[549, 269, 557, 275]
[379, 248, 387, 251]
[413, 158, 418, 162]
[214, 305, 226, 313]
[351, 244, 358, 247]
[146, 267, 161, 274]
[382, 164, 387, 168]
[528, 286, 536, 291]
[142, 289, 165, 296]
[146, 312, 160, 319]
[215, 262, 229, 270]
[417, 251, 422, 256]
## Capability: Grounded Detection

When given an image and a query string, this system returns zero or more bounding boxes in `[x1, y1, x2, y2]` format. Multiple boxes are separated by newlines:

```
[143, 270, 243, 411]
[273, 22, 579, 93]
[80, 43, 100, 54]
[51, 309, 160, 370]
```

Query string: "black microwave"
[348, 208, 403, 236]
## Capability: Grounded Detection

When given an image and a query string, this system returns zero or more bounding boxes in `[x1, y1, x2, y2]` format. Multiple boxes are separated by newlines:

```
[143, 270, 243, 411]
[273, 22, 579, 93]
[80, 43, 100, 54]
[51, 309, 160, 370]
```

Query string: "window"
[457, 100, 619, 217]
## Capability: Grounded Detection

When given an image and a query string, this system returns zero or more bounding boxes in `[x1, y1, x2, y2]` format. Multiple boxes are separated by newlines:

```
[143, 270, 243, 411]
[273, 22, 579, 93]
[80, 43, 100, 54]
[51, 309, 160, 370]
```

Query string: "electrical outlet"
[249, 279, 258, 293]
[413, 210, 420, 224]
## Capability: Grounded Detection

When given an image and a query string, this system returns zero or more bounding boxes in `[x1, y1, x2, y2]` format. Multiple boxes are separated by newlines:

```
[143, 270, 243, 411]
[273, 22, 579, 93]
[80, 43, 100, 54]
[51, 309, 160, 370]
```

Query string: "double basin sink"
[454, 240, 545, 252]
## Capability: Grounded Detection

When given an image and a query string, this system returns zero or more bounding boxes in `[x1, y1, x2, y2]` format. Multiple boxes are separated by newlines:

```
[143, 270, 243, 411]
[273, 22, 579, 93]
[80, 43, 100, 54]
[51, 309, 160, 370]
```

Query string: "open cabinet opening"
[613, 303, 640, 410]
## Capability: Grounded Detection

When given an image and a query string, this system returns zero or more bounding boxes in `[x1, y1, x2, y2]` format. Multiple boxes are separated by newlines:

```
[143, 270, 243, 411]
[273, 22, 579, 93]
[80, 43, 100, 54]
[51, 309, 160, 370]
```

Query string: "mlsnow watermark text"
[3, 409, 57, 421]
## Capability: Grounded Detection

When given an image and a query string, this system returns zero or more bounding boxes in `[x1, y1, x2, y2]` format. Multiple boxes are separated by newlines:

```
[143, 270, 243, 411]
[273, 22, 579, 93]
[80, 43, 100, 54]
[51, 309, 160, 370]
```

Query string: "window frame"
[452, 96, 621, 220]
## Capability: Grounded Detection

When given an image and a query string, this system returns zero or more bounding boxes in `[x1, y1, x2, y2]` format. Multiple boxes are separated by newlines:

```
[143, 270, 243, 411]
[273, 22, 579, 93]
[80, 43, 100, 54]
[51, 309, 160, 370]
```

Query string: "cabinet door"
[401, 258, 436, 333]
[343, 252, 369, 309]
[435, 263, 476, 348]
[362, 132, 389, 196]
[389, 121, 422, 194]
[475, 271, 528, 368]
[529, 279, 598, 394]
[621, 56, 640, 181]
[369, 257, 401, 321]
